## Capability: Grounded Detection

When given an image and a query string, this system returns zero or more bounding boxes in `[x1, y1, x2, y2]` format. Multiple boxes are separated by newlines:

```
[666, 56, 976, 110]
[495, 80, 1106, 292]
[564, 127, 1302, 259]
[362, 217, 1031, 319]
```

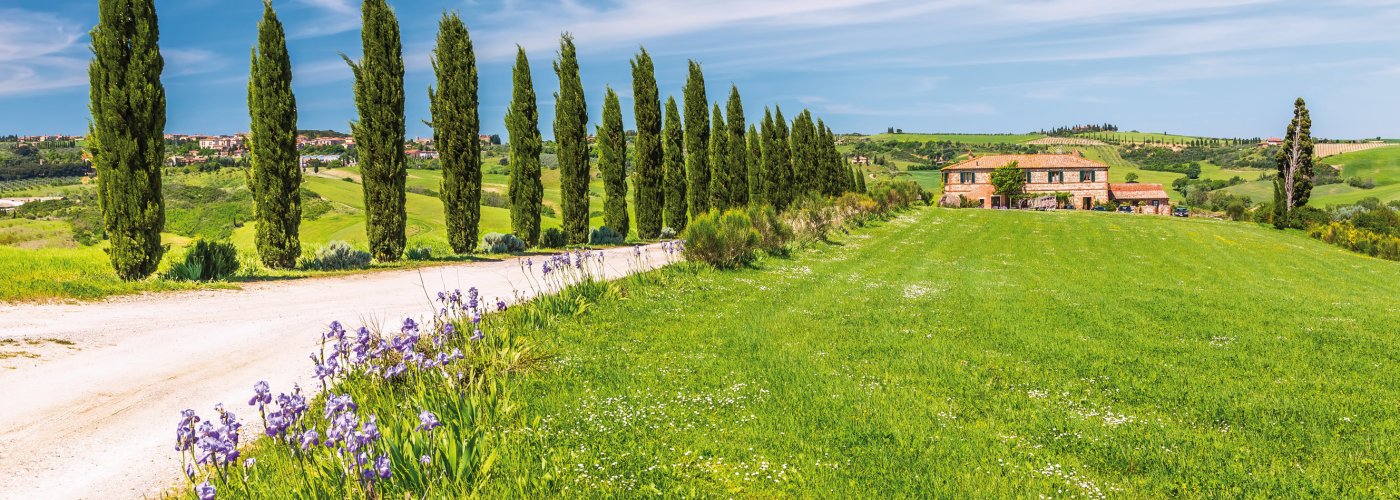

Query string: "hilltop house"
[938, 153, 1171, 214]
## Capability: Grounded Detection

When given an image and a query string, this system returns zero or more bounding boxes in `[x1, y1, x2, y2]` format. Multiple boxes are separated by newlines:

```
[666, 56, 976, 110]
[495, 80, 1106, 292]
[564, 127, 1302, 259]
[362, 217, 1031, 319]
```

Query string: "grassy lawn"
[485, 207, 1400, 496]
[0, 237, 211, 302]
[864, 133, 1044, 144]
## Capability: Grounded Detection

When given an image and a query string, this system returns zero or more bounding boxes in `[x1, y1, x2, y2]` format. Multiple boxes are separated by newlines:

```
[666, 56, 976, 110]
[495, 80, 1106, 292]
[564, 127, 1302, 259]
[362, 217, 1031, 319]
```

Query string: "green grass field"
[864, 133, 1045, 144]
[219, 207, 1400, 497]
[1078, 131, 1215, 144]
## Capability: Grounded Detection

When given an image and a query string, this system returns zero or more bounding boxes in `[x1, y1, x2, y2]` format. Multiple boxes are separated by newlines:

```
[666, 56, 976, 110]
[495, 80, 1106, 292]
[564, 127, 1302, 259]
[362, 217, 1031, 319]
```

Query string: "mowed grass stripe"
[500, 208, 1400, 497]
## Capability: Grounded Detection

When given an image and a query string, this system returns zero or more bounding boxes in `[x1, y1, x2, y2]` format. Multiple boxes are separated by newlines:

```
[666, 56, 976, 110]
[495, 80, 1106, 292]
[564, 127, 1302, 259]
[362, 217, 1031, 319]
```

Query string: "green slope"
[501, 207, 1400, 496]
[1221, 146, 1400, 206]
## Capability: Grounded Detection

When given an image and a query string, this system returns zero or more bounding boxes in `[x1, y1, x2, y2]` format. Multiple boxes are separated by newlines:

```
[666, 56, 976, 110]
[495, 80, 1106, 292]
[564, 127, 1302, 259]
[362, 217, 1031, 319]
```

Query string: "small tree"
[1125, 172, 1139, 183]
[989, 162, 1025, 206]
[1274, 97, 1315, 228]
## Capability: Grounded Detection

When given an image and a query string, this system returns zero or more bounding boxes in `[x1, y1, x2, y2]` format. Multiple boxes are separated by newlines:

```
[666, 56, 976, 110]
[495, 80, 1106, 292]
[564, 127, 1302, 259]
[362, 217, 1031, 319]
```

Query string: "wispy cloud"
[0, 8, 88, 96]
[288, 0, 360, 38]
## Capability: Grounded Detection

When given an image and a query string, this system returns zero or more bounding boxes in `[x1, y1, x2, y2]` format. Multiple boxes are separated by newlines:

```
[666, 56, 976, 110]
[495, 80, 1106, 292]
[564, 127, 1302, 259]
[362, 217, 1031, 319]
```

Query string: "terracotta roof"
[1109, 183, 1170, 200]
[940, 154, 1108, 171]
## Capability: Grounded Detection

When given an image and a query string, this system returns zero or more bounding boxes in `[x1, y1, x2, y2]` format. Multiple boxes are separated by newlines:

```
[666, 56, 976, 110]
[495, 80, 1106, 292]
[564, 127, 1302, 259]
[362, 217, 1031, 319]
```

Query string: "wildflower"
[298, 429, 320, 450]
[470, 329, 484, 341]
[417, 410, 441, 432]
[184, 463, 196, 481]
[384, 362, 406, 379]
[496, 299, 508, 311]
[175, 409, 200, 452]
[196, 481, 216, 500]
[243, 458, 256, 469]
[247, 380, 271, 408]
[420, 454, 432, 466]
[375, 455, 392, 479]
[324, 394, 356, 420]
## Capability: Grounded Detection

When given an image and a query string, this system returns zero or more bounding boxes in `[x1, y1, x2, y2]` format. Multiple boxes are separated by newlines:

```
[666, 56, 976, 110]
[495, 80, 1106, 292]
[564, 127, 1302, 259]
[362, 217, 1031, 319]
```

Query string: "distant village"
[7, 132, 504, 170]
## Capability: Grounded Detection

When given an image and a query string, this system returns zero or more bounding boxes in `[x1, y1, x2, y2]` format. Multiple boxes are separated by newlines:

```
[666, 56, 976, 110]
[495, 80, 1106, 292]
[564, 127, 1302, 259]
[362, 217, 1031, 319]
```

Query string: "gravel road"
[0, 244, 673, 499]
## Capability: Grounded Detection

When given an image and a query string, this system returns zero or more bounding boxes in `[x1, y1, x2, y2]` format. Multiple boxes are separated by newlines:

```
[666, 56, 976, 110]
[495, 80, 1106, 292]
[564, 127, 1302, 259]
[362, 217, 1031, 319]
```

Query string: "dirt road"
[0, 244, 674, 499]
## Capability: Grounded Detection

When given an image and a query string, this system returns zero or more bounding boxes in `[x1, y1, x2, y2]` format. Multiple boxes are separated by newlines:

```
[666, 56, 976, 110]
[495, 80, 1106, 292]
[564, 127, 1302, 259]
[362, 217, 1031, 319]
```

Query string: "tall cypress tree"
[662, 96, 687, 231]
[747, 124, 764, 205]
[631, 48, 664, 239]
[553, 34, 589, 245]
[789, 110, 816, 197]
[598, 87, 629, 238]
[725, 86, 748, 208]
[856, 165, 867, 193]
[248, 1, 300, 269]
[505, 47, 543, 246]
[345, 0, 406, 261]
[708, 103, 728, 210]
[430, 12, 480, 254]
[767, 106, 794, 210]
[1275, 97, 1315, 222]
[817, 120, 842, 196]
[683, 60, 710, 218]
[90, 0, 166, 280]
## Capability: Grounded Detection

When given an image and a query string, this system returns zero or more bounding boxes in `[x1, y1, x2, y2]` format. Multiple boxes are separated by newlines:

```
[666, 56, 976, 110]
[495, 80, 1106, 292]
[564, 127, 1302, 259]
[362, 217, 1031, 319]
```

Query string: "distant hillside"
[297, 129, 349, 139]
[1220, 146, 1400, 205]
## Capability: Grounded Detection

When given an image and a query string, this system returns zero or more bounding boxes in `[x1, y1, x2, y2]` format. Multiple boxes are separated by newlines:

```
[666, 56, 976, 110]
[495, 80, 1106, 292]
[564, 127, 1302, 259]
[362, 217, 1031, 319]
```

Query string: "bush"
[299, 241, 373, 271]
[589, 226, 625, 246]
[660, 227, 678, 239]
[745, 205, 793, 255]
[483, 233, 526, 254]
[406, 246, 433, 260]
[540, 227, 567, 248]
[683, 210, 760, 269]
[167, 239, 240, 281]
[482, 191, 509, 209]
[1310, 222, 1400, 260]
[784, 196, 836, 243]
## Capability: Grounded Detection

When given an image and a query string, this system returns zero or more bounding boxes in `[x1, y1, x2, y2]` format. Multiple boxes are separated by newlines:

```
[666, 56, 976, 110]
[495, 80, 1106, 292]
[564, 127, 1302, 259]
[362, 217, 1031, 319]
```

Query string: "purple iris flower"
[248, 381, 271, 407]
[298, 429, 320, 450]
[420, 454, 432, 466]
[417, 410, 441, 432]
[196, 481, 216, 500]
[375, 455, 392, 479]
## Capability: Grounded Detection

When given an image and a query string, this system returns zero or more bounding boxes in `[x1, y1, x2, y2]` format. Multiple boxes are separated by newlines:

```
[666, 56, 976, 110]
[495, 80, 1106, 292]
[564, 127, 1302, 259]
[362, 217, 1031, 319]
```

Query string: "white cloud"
[0, 9, 87, 96]
[289, 0, 360, 38]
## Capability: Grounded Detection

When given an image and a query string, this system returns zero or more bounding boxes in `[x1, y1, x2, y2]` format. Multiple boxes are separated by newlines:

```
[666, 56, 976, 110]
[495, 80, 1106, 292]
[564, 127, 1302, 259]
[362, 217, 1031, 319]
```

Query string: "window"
[1047, 171, 1064, 183]
[1079, 170, 1096, 182]
[1024, 171, 1033, 183]
[959, 172, 976, 184]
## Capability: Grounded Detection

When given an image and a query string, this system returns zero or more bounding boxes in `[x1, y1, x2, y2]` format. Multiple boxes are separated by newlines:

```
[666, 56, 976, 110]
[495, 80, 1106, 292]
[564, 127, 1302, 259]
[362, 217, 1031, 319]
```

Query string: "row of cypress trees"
[88, 0, 866, 279]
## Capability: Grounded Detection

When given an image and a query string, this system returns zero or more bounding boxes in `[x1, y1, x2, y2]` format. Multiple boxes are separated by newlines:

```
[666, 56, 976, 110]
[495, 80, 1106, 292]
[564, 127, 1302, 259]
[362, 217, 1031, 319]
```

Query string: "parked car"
[1172, 207, 1190, 217]
[1091, 206, 1108, 212]
[1117, 205, 1134, 213]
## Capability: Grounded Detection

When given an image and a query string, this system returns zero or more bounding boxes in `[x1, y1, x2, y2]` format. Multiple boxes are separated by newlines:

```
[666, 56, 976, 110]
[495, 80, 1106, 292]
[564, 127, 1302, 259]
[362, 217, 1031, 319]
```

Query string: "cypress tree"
[662, 96, 687, 231]
[429, 11, 480, 254]
[1275, 97, 1315, 217]
[725, 86, 747, 208]
[505, 47, 543, 246]
[344, 0, 406, 261]
[631, 48, 664, 239]
[848, 165, 858, 193]
[856, 166, 866, 193]
[747, 124, 764, 205]
[683, 60, 710, 218]
[708, 103, 728, 210]
[598, 87, 629, 237]
[553, 34, 589, 245]
[767, 106, 794, 209]
[90, 0, 166, 280]
[789, 110, 817, 197]
[248, 1, 300, 269]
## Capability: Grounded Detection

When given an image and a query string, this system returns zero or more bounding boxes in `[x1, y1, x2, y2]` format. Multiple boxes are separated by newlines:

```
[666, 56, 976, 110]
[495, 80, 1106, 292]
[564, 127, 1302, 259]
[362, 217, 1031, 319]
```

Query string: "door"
[1082, 197, 1092, 210]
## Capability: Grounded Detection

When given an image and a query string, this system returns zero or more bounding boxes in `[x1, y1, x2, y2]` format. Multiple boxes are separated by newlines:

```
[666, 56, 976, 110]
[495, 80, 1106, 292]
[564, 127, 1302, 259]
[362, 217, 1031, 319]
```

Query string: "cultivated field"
[1316, 143, 1393, 158]
[1221, 146, 1400, 205]
[1027, 137, 1108, 146]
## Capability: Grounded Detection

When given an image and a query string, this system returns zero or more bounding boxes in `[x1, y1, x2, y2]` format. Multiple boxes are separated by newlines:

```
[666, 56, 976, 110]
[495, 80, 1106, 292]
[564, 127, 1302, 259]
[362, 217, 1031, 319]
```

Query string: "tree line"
[88, 0, 867, 279]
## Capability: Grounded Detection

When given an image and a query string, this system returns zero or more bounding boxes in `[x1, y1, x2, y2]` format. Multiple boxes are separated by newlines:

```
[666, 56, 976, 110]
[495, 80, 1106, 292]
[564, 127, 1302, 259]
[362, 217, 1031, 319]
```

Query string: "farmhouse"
[938, 153, 1171, 214]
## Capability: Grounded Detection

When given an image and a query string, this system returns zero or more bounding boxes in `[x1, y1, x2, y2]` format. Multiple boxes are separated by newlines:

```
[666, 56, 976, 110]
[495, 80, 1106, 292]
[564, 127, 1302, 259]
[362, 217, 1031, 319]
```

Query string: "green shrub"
[745, 205, 793, 255]
[540, 227, 567, 248]
[483, 233, 527, 253]
[1309, 222, 1400, 261]
[406, 246, 433, 260]
[167, 239, 240, 281]
[299, 241, 373, 271]
[660, 227, 678, 239]
[682, 210, 760, 269]
[589, 226, 625, 245]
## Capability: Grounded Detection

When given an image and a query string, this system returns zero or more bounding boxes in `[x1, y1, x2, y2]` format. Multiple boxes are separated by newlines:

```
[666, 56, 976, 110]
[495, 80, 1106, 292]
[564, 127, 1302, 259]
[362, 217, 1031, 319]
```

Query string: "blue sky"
[3, 0, 1400, 139]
